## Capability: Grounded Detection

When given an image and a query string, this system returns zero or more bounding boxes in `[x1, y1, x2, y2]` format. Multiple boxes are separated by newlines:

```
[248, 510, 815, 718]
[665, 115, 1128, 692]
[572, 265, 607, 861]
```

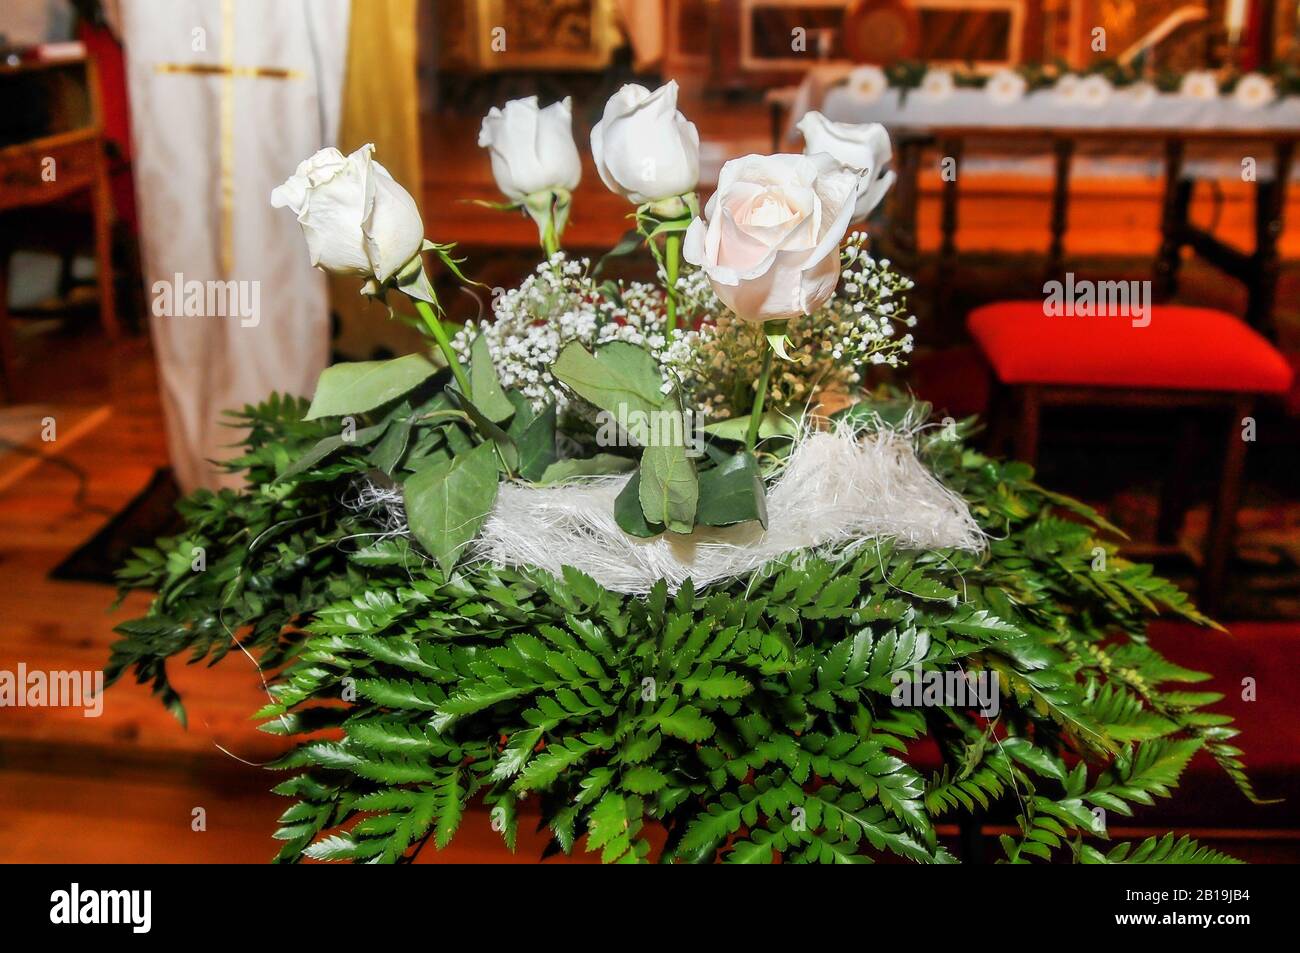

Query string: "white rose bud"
[796, 111, 895, 222]
[478, 96, 582, 202]
[591, 80, 700, 205]
[682, 153, 858, 323]
[271, 144, 424, 284]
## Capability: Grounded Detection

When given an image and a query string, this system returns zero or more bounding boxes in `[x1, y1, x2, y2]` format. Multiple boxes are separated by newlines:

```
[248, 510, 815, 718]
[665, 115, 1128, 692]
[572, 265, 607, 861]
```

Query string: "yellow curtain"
[329, 0, 427, 358]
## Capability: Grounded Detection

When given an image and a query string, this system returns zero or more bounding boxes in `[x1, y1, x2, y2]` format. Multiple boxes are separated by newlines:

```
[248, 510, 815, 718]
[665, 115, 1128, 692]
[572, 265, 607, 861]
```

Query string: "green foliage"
[107, 394, 1259, 864]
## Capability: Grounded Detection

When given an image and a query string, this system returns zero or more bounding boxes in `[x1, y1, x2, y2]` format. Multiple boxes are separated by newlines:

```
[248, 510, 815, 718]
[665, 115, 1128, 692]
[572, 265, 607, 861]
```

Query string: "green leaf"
[621, 765, 668, 795]
[514, 403, 558, 481]
[614, 469, 661, 538]
[654, 702, 715, 742]
[402, 440, 500, 573]
[278, 420, 388, 482]
[304, 354, 438, 420]
[593, 226, 643, 276]
[704, 412, 797, 444]
[469, 332, 516, 424]
[367, 413, 415, 475]
[639, 441, 697, 534]
[445, 385, 519, 473]
[550, 341, 664, 444]
[537, 454, 636, 484]
[696, 451, 768, 529]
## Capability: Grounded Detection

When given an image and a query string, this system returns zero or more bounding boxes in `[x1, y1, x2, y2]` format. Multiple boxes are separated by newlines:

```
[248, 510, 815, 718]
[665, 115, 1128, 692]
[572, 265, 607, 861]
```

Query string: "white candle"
[1226, 0, 1248, 44]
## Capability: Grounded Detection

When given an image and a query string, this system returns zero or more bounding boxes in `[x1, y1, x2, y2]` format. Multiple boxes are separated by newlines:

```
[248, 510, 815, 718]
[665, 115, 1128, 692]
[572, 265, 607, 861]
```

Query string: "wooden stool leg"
[1201, 397, 1252, 614]
[985, 382, 1009, 458]
[1157, 413, 1199, 544]
[1014, 386, 1041, 468]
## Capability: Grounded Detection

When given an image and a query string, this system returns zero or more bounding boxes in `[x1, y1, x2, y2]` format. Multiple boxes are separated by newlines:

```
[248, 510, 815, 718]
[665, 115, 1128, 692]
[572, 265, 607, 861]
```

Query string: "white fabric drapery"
[120, 0, 350, 491]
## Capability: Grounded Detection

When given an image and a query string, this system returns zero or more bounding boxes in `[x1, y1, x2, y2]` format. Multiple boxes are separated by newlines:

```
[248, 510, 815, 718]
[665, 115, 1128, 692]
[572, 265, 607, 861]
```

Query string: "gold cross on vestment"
[154, 0, 304, 277]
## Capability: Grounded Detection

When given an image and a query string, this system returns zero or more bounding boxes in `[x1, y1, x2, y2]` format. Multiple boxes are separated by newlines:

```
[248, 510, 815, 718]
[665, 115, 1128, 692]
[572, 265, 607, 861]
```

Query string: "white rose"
[682, 153, 858, 323]
[1180, 70, 1220, 100]
[986, 68, 1027, 106]
[846, 65, 888, 103]
[1078, 75, 1113, 109]
[591, 81, 699, 205]
[918, 69, 955, 101]
[271, 143, 424, 283]
[1235, 73, 1276, 110]
[478, 95, 582, 202]
[795, 111, 895, 222]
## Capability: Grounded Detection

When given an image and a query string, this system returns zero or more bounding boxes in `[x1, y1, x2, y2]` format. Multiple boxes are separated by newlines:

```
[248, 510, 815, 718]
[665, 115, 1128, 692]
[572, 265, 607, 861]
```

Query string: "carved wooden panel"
[438, 0, 619, 71]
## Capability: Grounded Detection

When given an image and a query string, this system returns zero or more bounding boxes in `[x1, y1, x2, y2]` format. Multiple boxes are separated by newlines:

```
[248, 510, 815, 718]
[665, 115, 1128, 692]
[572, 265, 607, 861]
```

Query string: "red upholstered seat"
[968, 302, 1293, 394]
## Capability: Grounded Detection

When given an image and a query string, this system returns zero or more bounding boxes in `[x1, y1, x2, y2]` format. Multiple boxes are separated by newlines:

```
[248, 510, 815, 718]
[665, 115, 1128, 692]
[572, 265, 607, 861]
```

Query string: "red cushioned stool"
[968, 302, 1294, 611]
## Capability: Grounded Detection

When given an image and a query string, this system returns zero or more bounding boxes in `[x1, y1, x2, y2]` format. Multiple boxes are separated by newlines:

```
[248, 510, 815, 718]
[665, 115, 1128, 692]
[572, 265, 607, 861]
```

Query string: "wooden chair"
[969, 301, 1294, 612]
[0, 55, 118, 403]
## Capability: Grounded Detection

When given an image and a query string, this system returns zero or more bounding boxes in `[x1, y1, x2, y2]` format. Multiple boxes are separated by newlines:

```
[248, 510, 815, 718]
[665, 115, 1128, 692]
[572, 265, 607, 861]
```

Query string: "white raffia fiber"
[466, 425, 983, 594]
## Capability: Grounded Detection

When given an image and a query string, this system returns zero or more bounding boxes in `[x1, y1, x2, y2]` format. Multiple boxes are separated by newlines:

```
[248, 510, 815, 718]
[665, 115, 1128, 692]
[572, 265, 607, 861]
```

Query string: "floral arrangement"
[841, 59, 1296, 111]
[107, 81, 1261, 864]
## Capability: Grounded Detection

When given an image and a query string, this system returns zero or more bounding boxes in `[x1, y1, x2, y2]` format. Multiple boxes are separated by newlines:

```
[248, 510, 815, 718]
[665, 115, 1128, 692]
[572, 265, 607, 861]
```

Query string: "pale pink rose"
[682, 153, 858, 323]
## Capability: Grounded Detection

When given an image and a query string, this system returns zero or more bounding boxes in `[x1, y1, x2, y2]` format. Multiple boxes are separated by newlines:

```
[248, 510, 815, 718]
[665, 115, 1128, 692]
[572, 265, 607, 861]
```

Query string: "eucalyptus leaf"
[402, 441, 500, 574]
[304, 354, 438, 420]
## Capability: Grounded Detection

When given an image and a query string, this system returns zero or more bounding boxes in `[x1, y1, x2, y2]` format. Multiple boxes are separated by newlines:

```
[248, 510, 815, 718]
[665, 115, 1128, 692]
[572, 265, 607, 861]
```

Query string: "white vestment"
[120, 0, 350, 491]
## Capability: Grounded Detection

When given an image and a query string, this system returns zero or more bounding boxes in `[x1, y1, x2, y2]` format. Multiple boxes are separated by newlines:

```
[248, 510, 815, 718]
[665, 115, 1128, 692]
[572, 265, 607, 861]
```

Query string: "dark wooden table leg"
[1047, 137, 1074, 280]
[1246, 139, 1293, 336]
[936, 137, 963, 337]
[768, 98, 784, 153]
[1154, 137, 1189, 302]
[1201, 396, 1252, 614]
[890, 134, 924, 270]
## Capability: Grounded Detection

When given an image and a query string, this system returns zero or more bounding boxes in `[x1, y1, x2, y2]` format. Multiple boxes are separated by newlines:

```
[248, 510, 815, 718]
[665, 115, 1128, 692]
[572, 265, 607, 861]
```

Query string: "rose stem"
[745, 344, 775, 452]
[664, 231, 681, 341]
[541, 196, 560, 259]
[414, 299, 471, 396]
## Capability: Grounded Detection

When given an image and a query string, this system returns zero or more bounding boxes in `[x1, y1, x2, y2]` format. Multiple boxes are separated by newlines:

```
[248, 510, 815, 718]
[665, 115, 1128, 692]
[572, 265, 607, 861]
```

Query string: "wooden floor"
[1, 96, 1298, 863]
